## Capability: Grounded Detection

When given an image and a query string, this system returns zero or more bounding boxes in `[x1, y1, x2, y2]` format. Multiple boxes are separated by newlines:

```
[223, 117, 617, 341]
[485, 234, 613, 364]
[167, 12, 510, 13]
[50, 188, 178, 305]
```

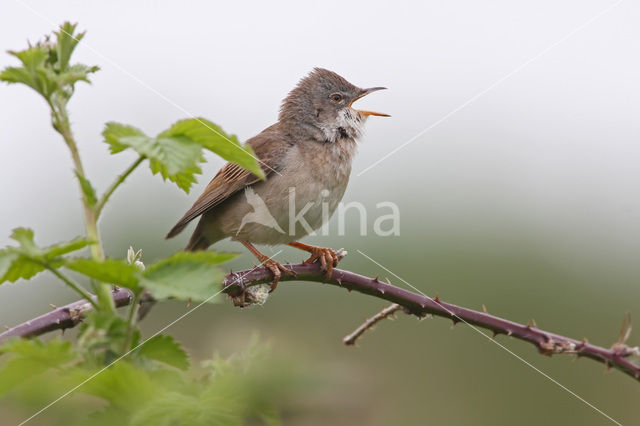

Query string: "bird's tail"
[184, 232, 210, 251]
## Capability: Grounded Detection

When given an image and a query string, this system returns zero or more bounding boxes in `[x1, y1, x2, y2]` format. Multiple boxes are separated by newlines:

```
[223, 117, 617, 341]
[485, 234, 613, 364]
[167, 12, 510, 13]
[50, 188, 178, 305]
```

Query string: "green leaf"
[81, 362, 160, 410]
[0, 251, 20, 280]
[0, 66, 37, 90]
[75, 171, 98, 207]
[10, 227, 38, 254]
[65, 258, 141, 290]
[55, 22, 82, 72]
[9, 47, 48, 72]
[103, 122, 203, 192]
[0, 338, 74, 363]
[103, 118, 264, 193]
[58, 63, 100, 86]
[161, 118, 264, 179]
[137, 335, 189, 370]
[0, 250, 45, 283]
[142, 251, 235, 302]
[0, 228, 92, 284]
[102, 122, 147, 153]
[0, 338, 75, 396]
[1, 22, 98, 101]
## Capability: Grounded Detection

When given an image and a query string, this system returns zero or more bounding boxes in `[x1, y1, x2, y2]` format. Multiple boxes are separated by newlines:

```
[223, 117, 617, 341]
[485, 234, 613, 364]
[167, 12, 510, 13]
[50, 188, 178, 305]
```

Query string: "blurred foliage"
[0, 337, 301, 425]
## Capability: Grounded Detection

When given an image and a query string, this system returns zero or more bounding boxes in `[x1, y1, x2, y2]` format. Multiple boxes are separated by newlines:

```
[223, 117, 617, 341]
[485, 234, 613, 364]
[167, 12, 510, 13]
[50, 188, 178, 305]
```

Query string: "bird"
[166, 68, 388, 291]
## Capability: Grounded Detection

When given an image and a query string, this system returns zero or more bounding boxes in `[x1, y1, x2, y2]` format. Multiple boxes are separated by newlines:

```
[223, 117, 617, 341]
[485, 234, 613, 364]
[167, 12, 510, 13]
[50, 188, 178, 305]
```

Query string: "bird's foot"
[302, 246, 340, 279]
[260, 258, 296, 292]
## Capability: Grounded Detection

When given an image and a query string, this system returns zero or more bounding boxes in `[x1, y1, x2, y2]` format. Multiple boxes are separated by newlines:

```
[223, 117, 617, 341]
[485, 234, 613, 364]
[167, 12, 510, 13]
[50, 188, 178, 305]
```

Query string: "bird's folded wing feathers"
[165, 126, 286, 239]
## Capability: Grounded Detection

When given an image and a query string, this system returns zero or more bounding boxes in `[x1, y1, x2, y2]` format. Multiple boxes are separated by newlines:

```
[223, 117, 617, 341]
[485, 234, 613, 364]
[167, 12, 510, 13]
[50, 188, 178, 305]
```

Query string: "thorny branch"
[343, 303, 403, 345]
[1, 262, 639, 382]
[223, 263, 640, 382]
[0, 288, 153, 342]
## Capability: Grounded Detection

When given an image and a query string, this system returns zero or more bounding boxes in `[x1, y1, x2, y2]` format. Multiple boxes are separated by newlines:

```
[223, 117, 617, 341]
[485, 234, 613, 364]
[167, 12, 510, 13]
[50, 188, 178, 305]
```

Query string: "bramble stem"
[123, 292, 141, 352]
[96, 156, 145, 218]
[46, 267, 98, 309]
[49, 97, 114, 313]
[223, 263, 640, 382]
[3, 262, 639, 384]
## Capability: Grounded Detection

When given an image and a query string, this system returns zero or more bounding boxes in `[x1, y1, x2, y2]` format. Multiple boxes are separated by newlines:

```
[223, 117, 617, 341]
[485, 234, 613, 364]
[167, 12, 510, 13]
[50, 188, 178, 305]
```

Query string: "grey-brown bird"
[166, 68, 388, 290]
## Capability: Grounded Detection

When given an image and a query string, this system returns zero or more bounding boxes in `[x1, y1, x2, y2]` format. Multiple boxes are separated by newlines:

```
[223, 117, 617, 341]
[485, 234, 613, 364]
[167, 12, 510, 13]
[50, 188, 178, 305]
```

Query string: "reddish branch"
[1, 263, 639, 383]
[0, 288, 153, 342]
[343, 303, 402, 345]
[223, 263, 640, 381]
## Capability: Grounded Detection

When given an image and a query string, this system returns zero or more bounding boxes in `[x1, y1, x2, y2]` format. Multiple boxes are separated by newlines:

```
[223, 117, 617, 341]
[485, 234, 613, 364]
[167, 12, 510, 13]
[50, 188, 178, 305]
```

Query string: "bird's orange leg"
[240, 241, 295, 292]
[288, 242, 340, 278]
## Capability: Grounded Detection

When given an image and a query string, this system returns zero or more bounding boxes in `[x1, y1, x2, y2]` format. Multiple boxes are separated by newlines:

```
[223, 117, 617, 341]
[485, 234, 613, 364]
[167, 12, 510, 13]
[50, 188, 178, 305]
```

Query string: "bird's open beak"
[350, 87, 390, 117]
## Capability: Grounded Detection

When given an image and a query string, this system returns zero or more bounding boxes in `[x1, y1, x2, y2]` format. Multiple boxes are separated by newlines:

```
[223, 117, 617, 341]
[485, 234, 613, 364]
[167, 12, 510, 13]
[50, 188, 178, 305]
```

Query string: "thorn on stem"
[482, 304, 487, 313]
[49, 304, 57, 310]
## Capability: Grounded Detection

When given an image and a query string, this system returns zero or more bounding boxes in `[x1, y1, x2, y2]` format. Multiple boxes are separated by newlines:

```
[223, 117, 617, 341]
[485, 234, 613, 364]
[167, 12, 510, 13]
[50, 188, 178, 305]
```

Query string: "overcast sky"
[1, 0, 638, 261]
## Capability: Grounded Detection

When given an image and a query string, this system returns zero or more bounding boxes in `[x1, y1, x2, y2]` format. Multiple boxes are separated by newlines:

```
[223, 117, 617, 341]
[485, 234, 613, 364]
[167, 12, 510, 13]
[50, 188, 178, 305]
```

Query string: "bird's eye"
[330, 93, 343, 103]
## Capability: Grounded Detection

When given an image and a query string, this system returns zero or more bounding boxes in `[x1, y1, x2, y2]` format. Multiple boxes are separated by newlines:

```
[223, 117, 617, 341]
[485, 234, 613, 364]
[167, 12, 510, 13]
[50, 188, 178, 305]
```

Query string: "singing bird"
[166, 68, 388, 290]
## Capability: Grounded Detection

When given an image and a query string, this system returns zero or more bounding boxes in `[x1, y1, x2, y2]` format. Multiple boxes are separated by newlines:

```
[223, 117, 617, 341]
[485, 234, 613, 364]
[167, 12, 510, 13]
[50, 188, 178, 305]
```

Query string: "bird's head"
[279, 68, 389, 143]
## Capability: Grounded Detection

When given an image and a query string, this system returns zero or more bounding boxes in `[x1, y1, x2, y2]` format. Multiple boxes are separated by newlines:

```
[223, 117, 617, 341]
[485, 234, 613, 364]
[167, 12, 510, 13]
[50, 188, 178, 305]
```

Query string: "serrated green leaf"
[0, 338, 75, 396]
[8, 47, 48, 71]
[55, 22, 82, 72]
[103, 121, 204, 192]
[0, 66, 37, 90]
[137, 335, 189, 370]
[161, 118, 264, 179]
[102, 122, 147, 153]
[58, 63, 99, 86]
[2, 47, 52, 99]
[0, 250, 22, 280]
[1, 22, 97, 102]
[45, 237, 92, 258]
[65, 258, 141, 290]
[103, 118, 264, 193]
[0, 251, 45, 283]
[0, 229, 92, 284]
[10, 227, 37, 253]
[142, 251, 235, 302]
[75, 171, 98, 207]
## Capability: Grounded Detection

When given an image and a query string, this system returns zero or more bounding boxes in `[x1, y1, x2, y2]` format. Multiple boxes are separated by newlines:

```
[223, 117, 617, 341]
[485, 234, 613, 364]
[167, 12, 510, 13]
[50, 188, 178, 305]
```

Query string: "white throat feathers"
[320, 108, 367, 143]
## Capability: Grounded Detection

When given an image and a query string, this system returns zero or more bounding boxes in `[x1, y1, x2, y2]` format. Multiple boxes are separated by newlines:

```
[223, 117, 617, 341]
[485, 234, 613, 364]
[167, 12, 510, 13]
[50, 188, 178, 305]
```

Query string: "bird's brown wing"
[165, 125, 286, 239]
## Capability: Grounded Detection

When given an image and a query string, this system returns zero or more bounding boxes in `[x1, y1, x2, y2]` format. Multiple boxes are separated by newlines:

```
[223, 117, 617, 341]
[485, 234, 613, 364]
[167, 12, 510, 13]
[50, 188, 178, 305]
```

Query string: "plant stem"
[223, 263, 640, 382]
[50, 98, 114, 313]
[47, 267, 98, 309]
[96, 156, 145, 218]
[123, 292, 141, 352]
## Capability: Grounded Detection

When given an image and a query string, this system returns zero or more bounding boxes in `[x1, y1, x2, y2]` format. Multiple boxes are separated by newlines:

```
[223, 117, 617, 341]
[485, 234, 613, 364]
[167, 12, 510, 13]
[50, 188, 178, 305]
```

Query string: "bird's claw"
[261, 258, 296, 292]
[303, 247, 340, 279]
